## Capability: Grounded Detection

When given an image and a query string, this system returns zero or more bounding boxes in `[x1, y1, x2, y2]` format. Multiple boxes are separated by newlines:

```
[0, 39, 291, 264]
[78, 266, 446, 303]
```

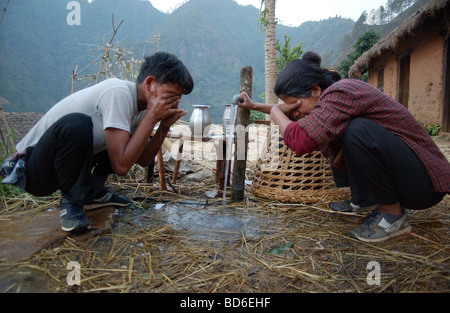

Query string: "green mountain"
[0, 0, 355, 122]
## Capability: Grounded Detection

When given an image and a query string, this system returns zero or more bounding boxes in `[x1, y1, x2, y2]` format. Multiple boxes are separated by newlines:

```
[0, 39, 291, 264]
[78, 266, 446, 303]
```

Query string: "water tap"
[232, 94, 244, 105]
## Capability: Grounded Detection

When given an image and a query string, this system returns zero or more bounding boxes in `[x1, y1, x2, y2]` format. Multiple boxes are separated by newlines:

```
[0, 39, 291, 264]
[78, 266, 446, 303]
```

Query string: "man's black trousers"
[24, 113, 113, 206]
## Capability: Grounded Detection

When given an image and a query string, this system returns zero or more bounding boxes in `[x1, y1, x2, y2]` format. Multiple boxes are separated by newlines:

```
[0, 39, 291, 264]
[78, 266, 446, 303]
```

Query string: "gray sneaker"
[84, 189, 131, 210]
[329, 200, 377, 212]
[348, 210, 412, 243]
[60, 197, 91, 232]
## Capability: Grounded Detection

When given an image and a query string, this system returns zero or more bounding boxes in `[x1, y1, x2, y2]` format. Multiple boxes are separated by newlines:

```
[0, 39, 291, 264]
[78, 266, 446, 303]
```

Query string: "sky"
[148, 0, 388, 27]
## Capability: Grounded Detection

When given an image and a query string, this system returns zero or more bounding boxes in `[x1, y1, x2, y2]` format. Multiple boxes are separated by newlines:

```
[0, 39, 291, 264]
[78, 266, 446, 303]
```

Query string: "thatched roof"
[0, 112, 44, 144]
[349, 0, 450, 78]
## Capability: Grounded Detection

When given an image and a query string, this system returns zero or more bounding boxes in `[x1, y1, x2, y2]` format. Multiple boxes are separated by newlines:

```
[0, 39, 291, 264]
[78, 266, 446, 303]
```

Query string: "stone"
[0, 207, 116, 262]
[184, 169, 215, 182]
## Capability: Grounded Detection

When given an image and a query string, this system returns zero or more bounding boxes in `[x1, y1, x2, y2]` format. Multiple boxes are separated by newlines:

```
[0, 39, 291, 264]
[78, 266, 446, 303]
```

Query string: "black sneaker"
[329, 200, 377, 212]
[60, 198, 91, 232]
[84, 189, 131, 210]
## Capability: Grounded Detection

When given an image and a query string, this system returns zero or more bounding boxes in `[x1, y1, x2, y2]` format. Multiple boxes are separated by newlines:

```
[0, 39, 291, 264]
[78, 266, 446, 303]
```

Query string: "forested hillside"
[0, 0, 423, 122]
[0, 0, 354, 122]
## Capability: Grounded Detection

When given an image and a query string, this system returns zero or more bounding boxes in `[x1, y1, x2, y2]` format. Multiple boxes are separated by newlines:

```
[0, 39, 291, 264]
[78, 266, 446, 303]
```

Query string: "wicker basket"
[251, 124, 350, 203]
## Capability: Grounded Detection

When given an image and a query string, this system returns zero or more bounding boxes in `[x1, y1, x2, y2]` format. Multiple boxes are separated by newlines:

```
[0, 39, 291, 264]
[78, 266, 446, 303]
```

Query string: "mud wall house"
[349, 0, 450, 133]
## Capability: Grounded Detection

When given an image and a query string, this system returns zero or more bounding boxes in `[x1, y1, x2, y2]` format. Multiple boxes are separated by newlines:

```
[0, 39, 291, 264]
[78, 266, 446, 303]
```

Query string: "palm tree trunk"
[264, 0, 277, 118]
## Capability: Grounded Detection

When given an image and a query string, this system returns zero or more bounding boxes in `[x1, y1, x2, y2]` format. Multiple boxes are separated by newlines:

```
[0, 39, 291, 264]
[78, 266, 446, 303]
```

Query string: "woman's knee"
[342, 118, 374, 149]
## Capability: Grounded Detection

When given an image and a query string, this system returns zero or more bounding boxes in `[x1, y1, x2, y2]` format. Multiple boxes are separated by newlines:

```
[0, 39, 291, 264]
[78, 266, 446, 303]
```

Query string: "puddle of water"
[122, 200, 274, 241]
[164, 204, 268, 240]
[0, 268, 51, 293]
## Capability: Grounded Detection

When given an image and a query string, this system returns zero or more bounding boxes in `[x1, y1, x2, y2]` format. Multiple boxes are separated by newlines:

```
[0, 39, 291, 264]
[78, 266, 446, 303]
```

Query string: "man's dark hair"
[137, 52, 194, 95]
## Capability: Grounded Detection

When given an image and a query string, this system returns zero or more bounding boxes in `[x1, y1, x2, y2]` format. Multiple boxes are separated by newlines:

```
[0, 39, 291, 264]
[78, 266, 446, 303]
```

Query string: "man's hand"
[161, 109, 187, 129]
[148, 94, 183, 123]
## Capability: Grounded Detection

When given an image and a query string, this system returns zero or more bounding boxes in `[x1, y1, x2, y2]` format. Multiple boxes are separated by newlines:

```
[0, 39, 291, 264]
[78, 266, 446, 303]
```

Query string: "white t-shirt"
[17, 78, 145, 154]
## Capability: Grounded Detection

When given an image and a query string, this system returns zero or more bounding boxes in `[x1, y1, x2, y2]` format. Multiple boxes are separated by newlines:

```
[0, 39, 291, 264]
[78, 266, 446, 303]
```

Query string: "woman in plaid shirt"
[239, 51, 450, 243]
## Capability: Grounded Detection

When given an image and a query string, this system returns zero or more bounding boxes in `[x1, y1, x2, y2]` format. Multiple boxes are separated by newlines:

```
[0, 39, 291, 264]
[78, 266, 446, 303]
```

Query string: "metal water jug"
[189, 105, 212, 136]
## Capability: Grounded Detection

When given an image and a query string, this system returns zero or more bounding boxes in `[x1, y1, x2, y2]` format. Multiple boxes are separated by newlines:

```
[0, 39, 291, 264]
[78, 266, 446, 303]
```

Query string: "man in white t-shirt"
[1, 52, 194, 232]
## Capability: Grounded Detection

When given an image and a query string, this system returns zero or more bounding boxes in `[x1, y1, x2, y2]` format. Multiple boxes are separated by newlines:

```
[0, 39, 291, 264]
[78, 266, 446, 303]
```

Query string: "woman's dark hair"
[274, 51, 341, 98]
[137, 51, 194, 95]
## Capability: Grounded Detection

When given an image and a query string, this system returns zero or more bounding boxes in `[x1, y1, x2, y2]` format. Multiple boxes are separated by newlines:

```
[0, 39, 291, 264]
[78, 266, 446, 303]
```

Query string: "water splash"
[222, 95, 242, 204]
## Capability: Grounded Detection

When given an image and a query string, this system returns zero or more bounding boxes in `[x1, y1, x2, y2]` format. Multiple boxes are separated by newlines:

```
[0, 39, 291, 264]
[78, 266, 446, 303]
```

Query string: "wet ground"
[126, 200, 275, 241]
[0, 195, 280, 292]
[1, 136, 449, 293]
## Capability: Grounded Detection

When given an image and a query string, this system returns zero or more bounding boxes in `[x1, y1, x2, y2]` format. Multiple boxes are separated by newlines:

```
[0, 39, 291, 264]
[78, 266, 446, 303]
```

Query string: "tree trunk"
[264, 0, 277, 117]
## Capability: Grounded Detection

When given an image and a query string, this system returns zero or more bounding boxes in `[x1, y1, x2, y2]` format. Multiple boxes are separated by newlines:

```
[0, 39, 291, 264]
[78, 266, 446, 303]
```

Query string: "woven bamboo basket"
[251, 124, 350, 203]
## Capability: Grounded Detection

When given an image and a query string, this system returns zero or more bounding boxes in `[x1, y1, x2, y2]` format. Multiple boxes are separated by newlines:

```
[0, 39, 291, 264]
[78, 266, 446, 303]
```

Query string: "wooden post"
[157, 149, 167, 190]
[171, 138, 184, 184]
[231, 66, 252, 202]
[215, 137, 229, 196]
[145, 161, 154, 183]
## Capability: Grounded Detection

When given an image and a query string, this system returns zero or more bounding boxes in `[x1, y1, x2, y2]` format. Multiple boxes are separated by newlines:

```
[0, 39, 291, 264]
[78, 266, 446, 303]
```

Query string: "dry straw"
[0, 124, 449, 293]
[1, 184, 448, 293]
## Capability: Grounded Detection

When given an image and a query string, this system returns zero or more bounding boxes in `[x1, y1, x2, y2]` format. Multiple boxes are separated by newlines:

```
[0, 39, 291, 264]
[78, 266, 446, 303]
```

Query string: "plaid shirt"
[297, 79, 450, 193]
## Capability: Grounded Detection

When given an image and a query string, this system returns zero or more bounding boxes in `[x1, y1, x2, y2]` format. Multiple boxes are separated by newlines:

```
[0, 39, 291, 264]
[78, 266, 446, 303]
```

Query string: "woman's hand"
[238, 91, 254, 110]
[276, 100, 301, 114]
[270, 100, 302, 136]
[238, 91, 276, 115]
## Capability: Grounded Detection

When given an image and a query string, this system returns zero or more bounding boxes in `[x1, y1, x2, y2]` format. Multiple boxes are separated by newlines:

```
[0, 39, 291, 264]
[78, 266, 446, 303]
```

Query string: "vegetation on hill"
[0, 0, 354, 122]
[337, 29, 381, 81]
[0, 0, 425, 122]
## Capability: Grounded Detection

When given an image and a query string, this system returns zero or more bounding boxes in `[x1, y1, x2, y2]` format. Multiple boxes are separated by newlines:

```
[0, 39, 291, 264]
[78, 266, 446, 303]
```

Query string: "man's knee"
[55, 113, 93, 142]
[58, 113, 92, 129]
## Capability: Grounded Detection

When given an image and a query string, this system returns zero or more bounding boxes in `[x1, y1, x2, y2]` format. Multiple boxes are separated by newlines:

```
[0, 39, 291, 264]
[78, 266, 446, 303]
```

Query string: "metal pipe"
[222, 94, 243, 203]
